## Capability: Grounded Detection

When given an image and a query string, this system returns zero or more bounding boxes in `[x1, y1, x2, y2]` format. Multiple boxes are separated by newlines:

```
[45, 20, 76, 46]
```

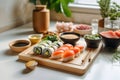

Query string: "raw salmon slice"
[115, 30, 120, 37]
[71, 46, 80, 57]
[51, 50, 64, 59]
[100, 30, 119, 38]
[75, 45, 84, 51]
[62, 50, 75, 62]
[62, 44, 73, 49]
[63, 50, 75, 58]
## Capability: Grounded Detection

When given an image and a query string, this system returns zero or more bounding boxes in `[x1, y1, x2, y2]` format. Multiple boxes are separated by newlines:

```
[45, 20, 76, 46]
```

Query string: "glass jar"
[104, 17, 120, 30]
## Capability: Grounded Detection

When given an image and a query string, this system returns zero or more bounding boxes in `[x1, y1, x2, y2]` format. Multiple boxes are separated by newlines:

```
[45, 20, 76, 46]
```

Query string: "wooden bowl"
[9, 39, 31, 53]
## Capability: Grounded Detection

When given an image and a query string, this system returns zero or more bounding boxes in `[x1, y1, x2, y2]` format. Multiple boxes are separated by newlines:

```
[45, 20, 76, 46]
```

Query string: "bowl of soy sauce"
[9, 39, 31, 52]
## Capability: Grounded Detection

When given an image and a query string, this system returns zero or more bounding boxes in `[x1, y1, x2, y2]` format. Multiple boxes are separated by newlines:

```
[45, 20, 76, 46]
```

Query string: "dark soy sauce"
[13, 42, 29, 47]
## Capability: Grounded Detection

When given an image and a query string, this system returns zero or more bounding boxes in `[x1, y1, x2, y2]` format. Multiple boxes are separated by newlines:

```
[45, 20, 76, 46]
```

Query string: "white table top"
[0, 22, 120, 80]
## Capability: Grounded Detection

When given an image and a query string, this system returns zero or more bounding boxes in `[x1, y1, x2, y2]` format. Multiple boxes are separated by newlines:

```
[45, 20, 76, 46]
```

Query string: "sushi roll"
[41, 47, 55, 58]
[33, 45, 45, 55]
[62, 50, 75, 62]
[50, 45, 58, 51]
[39, 42, 49, 47]
[72, 46, 80, 57]
[33, 46, 40, 55]
[45, 40, 52, 45]
[51, 50, 64, 59]
[53, 41, 63, 48]
[41, 40, 52, 45]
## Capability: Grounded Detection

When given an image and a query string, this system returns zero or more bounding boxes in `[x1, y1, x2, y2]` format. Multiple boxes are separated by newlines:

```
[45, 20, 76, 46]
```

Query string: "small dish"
[84, 34, 102, 48]
[28, 34, 43, 44]
[59, 32, 80, 45]
[73, 24, 92, 35]
[9, 39, 31, 53]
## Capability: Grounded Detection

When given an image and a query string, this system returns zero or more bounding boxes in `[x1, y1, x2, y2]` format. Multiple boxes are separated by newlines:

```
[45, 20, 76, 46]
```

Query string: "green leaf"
[54, 2, 62, 13]
[60, 0, 72, 17]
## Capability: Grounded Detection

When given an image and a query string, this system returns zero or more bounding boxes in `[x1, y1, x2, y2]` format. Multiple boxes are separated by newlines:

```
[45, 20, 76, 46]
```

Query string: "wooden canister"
[33, 5, 50, 33]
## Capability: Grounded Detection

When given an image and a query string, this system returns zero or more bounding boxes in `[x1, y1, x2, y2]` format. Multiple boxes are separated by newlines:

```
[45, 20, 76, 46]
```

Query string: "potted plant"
[108, 2, 120, 20]
[98, 0, 120, 29]
[29, 0, 74, 17]
[104, 2, 120, 29]
[97, 0, 111, 27]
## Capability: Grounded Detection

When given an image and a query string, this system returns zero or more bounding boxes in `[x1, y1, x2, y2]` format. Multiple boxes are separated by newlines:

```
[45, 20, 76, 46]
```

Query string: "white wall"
[0, 0, 34, 32]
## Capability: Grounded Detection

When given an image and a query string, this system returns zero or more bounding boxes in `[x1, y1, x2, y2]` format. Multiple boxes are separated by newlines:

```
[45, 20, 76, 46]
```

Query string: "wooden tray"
[18, 42, 103, 75]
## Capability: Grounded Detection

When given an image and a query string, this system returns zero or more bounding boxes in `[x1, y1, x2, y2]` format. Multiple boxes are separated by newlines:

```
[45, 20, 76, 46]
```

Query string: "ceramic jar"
[33, 5, 50, 33]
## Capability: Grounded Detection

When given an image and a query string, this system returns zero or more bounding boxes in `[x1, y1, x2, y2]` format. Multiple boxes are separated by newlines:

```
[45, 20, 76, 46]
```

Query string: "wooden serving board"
[18, 41, 103, 75]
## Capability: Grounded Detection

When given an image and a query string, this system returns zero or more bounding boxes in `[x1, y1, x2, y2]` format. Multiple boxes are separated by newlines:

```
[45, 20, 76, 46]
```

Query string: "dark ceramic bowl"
[84, 34, 102, 48]
[100, 34, 120, 49]
[59, 32, 80, 45]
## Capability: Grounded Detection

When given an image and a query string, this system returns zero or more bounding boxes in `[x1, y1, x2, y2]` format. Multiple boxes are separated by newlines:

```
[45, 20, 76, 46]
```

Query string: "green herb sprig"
[42, 34, 58, 42]
[113, 50, 120, 61]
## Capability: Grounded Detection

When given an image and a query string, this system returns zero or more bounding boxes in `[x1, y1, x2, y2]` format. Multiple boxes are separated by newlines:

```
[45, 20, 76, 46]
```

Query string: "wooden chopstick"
[81, 48, 92, 65]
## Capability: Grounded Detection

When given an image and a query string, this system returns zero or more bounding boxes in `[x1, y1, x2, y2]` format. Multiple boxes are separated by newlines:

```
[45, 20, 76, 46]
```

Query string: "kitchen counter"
[0, 22, 120, 80]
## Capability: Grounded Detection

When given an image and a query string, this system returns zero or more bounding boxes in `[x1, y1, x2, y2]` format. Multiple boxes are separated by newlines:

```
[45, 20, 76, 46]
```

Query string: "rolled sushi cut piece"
[41, 40, 52, 45]
[62, 50, 75, 62]
[50, 45, 58, 51]
[45, 40, 52, 45]
[33, 45, 45, 55]
[39, 43, 49, 47]
[41, 47, 55, 58]
[53, 41, 63, 48]
[51, 49, 64, 59]
[33, 47, 40, 55]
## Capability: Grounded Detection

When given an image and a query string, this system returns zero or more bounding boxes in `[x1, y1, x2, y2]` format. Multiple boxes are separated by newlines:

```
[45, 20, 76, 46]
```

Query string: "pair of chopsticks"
[81, 48, 93, 66]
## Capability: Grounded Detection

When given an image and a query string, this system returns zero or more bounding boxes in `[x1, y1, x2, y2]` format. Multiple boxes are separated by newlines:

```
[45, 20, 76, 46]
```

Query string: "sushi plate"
[18, 42, 103, 75]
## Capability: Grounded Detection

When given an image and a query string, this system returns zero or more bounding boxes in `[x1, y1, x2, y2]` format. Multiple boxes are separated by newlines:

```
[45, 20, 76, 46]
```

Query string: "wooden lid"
[35, 5, 46, 10]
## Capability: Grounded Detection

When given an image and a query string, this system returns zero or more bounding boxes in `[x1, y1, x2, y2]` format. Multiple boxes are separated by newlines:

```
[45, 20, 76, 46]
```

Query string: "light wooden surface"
[19, 41, 103, 75]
